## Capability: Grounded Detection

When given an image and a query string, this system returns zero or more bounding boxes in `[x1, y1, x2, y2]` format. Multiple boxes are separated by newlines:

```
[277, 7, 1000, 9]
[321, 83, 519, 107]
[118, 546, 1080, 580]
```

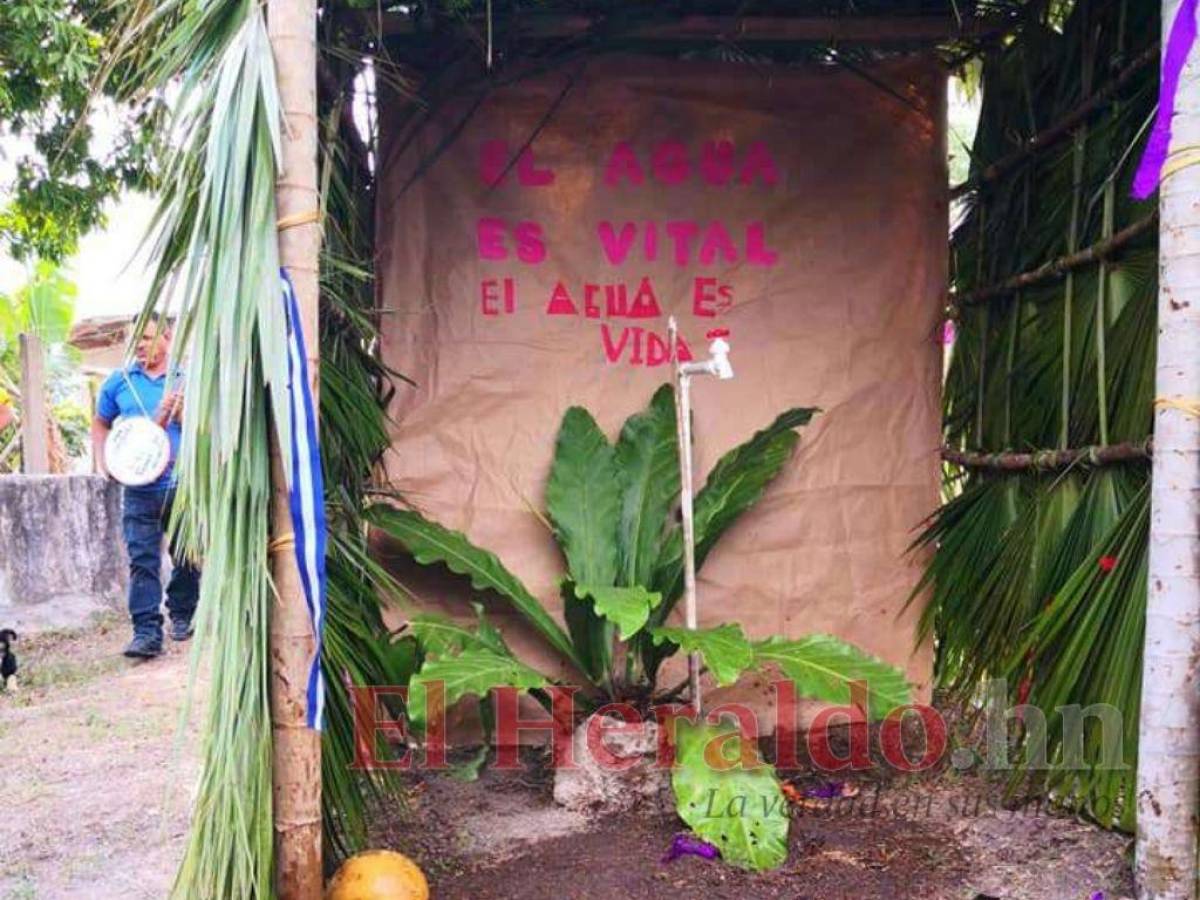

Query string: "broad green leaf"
[472, 605, 510, 655]
[575, 583, 662, 641]
[561, 578, 610, 685]
[649, 407, 817, 625]
[546, 407, 622, 586]
[753, 634, 911, 720]
[671, 720, 788, 871]
[408, 647, 547, 732]
[408, 604, 509, 658]
[640, 408, 816, 678]
[650, 623, 754, 687]
[614, 385, 679, 587]
[367, 505, 581, 670]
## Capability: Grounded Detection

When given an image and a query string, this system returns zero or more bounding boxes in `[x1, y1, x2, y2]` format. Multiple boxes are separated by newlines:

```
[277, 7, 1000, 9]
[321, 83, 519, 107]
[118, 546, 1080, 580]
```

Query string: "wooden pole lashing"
[267, 0, 323, 895]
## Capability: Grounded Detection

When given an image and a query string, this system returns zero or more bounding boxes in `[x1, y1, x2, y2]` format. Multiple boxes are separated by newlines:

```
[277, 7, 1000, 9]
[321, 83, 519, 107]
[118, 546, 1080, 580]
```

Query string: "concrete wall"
[0, 475, 126, 632]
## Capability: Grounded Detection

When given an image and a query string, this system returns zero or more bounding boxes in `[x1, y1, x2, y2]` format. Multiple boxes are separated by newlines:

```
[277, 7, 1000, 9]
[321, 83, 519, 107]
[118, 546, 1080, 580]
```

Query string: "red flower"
[1098, 555, 1118, 573]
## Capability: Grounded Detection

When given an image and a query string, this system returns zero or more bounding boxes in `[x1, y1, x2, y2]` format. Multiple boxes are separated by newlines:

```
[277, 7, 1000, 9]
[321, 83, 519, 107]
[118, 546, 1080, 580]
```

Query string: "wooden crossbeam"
[942, 440, 1152, 471]
[374, 12, 1020, 44]
[952, 212, 1157, 308]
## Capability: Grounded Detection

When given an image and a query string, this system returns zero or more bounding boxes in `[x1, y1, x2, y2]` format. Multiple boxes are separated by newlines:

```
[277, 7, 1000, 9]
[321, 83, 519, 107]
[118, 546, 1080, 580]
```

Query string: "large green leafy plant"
[369, 384, 911, 871]
[0, 262, 84, 472]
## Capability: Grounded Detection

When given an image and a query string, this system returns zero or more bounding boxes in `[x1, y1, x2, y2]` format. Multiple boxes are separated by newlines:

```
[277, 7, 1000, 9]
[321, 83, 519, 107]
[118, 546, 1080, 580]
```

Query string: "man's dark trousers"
[122, 486, 199, 638]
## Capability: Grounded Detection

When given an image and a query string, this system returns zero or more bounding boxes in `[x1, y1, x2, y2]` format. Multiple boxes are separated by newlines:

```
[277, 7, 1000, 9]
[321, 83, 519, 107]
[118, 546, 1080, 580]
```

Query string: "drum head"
[105, 417, 171, 487]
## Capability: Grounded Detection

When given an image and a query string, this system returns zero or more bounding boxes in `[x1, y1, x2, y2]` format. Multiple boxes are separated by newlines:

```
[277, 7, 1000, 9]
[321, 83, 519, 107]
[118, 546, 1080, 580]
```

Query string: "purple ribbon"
[1132, 0, 1199, 199]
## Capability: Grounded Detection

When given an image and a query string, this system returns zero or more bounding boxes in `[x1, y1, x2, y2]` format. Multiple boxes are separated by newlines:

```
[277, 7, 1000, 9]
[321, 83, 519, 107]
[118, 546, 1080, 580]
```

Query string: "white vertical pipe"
[670, 317, 703, 711]
[1137, 3, 1200, 896]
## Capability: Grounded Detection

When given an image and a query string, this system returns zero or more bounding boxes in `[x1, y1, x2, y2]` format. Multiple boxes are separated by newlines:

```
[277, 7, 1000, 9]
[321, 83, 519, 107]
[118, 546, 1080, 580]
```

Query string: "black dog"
[0, 629, 17, 690]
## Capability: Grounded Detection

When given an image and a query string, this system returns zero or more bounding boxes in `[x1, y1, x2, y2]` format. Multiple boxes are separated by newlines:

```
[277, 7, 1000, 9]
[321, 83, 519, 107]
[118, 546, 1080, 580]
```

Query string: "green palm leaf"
[101, 4, 289, 895]
[754, 634, 911, 720]
[366, 505, 580, 670]
[546, 406, 622, 586]
[1009, 484, 1149, 829]
[907, 475, 1028, 683]
[322, 537, 417, 859]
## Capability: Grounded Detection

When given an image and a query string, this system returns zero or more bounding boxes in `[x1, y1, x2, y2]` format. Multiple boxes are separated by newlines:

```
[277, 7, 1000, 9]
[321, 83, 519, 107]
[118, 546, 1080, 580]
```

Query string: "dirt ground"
[1, 619, 1133, 900]
[0, 613, 202, 900]
[370, 751, 1135, 900]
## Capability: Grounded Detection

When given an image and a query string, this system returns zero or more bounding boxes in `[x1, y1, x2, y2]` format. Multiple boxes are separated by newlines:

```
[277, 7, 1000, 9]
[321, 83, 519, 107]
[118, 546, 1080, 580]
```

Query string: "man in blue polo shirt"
[91, 315, 199, 658]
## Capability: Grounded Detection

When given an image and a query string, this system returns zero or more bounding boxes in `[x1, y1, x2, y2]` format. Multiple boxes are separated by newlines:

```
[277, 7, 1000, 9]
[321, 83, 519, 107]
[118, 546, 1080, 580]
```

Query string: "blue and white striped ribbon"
[281, 270, 327, 731]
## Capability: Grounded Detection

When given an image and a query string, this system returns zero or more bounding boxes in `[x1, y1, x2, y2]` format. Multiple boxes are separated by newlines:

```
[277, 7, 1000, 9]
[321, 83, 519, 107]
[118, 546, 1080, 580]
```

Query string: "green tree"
[0, 262, 82, 471]
[0, 0, 161, 261]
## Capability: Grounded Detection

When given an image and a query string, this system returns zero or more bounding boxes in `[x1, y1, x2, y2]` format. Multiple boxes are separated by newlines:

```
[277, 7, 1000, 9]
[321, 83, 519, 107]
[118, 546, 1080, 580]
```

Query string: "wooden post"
[1137, 3, 1200, 897]
[88, 377, 99, 474]
[267, 0, 323, 896]
[18, 333, 50, 475]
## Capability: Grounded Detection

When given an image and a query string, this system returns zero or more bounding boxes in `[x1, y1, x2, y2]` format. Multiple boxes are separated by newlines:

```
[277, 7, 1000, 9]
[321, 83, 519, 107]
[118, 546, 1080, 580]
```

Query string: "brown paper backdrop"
[375, 55, 945, 712]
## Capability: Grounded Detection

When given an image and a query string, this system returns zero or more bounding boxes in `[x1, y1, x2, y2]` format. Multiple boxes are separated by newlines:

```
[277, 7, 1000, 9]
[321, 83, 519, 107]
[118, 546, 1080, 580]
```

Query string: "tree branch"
[941, 440, 1152, 471]
[953, 213, 1157, 308]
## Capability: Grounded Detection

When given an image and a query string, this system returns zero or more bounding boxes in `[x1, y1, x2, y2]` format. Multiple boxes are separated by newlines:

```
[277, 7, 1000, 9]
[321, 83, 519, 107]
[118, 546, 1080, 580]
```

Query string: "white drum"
[105, 416, 172, 487]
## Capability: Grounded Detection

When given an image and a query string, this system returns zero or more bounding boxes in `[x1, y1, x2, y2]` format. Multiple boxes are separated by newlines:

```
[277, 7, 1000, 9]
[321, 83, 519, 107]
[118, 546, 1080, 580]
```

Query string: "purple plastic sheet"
[1132, 0, 1199, 199]
[805, 781, 847, 799]
[662, 833, 720, 863]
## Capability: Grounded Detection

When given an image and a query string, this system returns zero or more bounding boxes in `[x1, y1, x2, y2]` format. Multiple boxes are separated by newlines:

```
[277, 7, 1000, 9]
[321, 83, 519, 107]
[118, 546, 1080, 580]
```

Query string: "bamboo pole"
[267, 0, 323, 896]
[1136, 2, 1200, 896]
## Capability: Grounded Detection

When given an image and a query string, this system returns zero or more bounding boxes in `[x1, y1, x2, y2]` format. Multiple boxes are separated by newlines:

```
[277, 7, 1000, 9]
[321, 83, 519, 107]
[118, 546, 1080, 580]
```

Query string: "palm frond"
[102, 1, 289, 894]
[930, 0, 1157, 829]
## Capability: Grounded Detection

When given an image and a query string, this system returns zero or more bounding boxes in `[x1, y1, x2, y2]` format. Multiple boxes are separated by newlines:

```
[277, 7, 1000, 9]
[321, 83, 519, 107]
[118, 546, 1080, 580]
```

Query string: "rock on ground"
[552, 715, 668, 812]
